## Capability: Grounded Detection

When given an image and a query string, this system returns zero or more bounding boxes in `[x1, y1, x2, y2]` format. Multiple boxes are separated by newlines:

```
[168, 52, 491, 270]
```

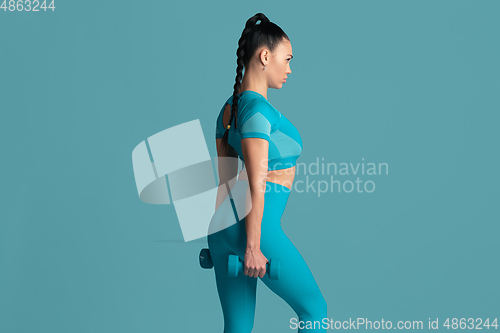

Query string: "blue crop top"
[215, 90, 303, 171]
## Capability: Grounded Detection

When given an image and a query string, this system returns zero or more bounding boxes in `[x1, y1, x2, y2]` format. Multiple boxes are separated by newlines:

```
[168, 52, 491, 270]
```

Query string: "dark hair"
[220, 13, 290, 153]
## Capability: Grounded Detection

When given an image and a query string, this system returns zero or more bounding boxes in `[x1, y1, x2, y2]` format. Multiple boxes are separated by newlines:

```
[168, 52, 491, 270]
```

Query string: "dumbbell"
[199, 248, 213, 268]
[227, 254, 280, 280]
[199, 248, 281, 280]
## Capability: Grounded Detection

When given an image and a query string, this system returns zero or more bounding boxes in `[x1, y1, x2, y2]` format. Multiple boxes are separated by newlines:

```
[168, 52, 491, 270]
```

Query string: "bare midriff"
[237, 165, 295, 190]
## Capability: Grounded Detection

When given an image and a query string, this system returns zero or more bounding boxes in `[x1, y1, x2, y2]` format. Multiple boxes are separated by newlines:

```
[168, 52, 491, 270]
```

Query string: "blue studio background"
[1, 1, 499, 332]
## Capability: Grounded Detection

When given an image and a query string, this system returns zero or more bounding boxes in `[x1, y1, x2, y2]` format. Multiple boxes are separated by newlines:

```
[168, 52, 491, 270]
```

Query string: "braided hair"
[220, 13, 290, 153]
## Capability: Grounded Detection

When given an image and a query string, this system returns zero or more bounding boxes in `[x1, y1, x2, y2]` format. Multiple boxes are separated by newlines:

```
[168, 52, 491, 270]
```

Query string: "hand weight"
[199, 248, 280, 280]
[199, 248, 213, 268]
[227, 254, 280, 280]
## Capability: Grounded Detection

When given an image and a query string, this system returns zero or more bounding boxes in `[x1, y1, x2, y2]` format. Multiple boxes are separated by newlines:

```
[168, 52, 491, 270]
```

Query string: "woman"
[208, 13, 327, 332]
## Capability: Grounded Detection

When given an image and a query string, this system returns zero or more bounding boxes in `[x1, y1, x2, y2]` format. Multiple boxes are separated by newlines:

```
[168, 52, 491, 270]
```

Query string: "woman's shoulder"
[221, 92, 280, 126]
[238, 101, 280, 131]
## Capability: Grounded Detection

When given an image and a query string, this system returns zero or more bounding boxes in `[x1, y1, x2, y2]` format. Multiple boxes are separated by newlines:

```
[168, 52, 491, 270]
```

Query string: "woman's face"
[267, 39, 293, 89]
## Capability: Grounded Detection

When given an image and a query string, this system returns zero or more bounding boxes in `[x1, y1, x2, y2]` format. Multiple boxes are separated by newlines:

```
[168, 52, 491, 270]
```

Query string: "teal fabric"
[208, 181, 327, 332]
[216, 90, 303, 171]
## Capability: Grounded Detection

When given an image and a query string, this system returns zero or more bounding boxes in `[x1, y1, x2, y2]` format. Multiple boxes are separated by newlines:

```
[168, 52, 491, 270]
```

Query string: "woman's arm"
[240, 137, 269, 250]
[215, 138, 239, 212]
[241, 137, 269, 278]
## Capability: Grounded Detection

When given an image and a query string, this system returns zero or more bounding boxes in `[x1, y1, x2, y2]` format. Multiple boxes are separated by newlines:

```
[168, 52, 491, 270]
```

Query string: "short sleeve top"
[215, 90, 303, 171]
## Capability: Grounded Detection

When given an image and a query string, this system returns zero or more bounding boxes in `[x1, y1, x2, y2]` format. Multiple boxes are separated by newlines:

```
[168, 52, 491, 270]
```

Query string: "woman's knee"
[317, 296, 328, 318]
[302, 294, 327, 321]
[224, 321, 254, 333]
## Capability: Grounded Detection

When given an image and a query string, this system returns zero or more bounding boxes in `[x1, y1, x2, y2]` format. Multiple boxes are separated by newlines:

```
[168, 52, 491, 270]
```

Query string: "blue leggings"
[208, 181, 327, 332]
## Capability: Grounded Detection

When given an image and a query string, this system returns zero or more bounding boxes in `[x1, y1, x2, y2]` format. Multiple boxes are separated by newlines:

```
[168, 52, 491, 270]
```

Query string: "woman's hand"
[244, 247, 268, 278]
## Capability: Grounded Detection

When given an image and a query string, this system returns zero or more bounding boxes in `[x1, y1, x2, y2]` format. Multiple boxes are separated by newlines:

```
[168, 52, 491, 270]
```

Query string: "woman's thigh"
[208, 231, 257, 332]
[259, 223, 327, 323]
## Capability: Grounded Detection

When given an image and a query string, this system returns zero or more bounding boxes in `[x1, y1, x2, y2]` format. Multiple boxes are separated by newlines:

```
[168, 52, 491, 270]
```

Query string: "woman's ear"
[259, 48, 269, 67]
